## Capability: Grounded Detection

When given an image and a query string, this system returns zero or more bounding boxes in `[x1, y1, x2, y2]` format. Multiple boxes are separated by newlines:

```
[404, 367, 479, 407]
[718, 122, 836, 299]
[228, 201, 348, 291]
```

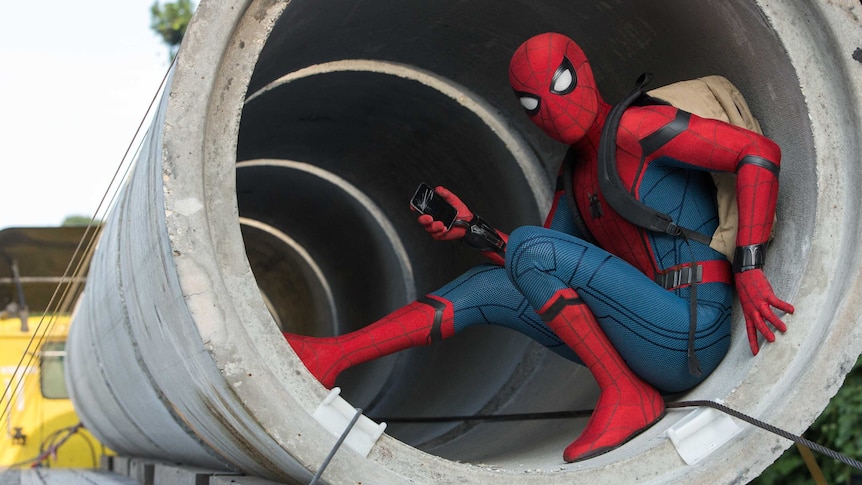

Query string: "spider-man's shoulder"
[618, 104, 682, 139]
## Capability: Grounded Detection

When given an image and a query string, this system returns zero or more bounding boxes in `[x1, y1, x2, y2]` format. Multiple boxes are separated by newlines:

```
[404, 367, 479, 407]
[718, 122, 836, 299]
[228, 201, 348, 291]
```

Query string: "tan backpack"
[647, 76, 766, 261]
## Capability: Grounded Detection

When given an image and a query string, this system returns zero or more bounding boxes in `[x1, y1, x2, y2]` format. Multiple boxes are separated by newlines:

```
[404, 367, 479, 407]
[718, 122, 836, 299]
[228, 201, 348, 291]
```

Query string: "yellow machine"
[0, 314, 103, 468]
[0, 226, 106, 468]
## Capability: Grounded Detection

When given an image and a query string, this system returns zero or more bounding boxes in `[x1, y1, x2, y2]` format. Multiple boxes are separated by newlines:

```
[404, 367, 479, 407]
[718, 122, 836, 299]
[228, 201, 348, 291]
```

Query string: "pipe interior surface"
[67, 0, 862, 483]
[236, 0, 814, 459]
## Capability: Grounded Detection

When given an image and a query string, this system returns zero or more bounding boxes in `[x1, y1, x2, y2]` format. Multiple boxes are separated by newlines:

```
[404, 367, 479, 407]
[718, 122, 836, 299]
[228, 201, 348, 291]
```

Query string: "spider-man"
[285, 32, 794, 462]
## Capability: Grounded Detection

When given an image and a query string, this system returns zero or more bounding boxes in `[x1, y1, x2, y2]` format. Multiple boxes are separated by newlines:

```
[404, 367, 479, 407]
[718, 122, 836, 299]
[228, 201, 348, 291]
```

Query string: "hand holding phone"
[410, 183, 459, 230]
[409, 183, 507, 255]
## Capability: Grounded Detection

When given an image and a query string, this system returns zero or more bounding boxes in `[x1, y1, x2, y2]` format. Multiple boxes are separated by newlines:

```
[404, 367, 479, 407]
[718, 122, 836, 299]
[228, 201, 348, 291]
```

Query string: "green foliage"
[61, 216, 95, 227]
[753, 354, 862, 484]
[150, 0, 195, 60]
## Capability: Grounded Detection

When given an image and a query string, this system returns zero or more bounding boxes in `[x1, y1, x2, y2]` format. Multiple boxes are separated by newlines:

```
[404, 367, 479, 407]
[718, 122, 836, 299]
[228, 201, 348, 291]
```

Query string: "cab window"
[40, 341, 69, 399]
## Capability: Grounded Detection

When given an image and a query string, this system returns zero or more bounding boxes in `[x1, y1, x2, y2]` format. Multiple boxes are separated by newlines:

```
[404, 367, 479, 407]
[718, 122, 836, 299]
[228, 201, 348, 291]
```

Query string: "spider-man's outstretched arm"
[639, 108, 795, 354]
[416, 186, 509, 265]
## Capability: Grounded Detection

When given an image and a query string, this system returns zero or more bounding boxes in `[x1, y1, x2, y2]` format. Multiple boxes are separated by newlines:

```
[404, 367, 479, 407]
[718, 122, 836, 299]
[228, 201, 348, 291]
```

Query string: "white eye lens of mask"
[553, 69, 573, 93]
[520, 97, 539, 111]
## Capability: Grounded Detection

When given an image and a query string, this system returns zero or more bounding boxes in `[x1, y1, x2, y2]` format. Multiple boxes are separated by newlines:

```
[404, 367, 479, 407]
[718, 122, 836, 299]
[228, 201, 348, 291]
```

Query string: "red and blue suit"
[285, 32, 794, 463]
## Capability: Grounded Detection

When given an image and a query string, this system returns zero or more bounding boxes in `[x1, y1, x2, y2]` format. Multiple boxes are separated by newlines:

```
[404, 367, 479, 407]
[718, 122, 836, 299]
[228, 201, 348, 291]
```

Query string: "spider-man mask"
[509, 33, 599, 145]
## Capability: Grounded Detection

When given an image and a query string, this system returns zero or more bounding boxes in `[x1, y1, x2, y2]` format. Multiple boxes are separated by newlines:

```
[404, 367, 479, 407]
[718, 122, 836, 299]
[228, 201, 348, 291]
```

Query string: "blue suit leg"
[430, 264, 578, 362]
[505, 226, 732, 393]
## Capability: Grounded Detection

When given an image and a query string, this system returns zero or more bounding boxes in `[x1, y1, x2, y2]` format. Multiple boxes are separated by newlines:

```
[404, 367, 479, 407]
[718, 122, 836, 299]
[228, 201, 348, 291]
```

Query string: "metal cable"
[372, 399, 862, 472]
[309, 407, 363, 485]
[668, 400, 862, 471]
[0, 54, 176, 427]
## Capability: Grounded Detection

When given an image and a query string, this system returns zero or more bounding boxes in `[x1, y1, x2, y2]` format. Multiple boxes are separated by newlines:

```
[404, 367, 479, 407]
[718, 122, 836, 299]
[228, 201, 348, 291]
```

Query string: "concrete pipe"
[67, 0, 862, 483]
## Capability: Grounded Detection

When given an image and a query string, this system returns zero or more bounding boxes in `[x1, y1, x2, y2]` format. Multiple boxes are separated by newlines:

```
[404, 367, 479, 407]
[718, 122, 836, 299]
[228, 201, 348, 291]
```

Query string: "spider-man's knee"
[505, 226, 568, 288]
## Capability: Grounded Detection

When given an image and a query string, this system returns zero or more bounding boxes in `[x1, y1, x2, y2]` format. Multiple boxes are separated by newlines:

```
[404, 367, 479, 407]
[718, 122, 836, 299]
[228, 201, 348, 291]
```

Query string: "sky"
[0, 0, 172, 230]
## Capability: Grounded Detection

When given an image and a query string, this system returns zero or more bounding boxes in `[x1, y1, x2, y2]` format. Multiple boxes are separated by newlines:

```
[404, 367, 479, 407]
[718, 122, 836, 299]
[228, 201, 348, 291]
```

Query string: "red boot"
[539, 288, 665, 462]
[284, 296, 454, 388]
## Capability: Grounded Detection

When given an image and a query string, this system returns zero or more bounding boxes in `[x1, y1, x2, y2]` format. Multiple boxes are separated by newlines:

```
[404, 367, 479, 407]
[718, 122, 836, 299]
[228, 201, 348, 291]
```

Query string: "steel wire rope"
[0, 129, 134, 429]
[667, 400, 862, 472]
[0, 54, 177, 431]
[370, 399, 862, 473]
[309, 408, 363, 485]
[0, 209, 104, 456]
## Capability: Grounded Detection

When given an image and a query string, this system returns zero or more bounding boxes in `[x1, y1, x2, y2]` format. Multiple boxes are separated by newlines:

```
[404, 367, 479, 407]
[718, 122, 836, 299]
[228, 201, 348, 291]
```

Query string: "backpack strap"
[597, 73, 712, 246]
[597, 73, 713, 377]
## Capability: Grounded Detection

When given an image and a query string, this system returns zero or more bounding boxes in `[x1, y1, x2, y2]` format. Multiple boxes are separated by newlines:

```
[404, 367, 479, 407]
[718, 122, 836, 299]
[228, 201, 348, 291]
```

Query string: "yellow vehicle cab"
[0, 226, 107, 468]
[0, 314, 104, 468]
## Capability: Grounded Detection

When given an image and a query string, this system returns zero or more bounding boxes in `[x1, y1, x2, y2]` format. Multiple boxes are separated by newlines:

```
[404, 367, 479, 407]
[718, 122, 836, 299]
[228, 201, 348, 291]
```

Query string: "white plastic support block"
[312, 387, 387, 457]
[666, 404, 743, 465]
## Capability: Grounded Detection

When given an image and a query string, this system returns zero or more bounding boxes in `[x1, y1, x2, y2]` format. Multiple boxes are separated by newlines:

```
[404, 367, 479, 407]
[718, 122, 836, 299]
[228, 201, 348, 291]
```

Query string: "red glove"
[734, 268, 794, 355]
[416, 186, 473, 241]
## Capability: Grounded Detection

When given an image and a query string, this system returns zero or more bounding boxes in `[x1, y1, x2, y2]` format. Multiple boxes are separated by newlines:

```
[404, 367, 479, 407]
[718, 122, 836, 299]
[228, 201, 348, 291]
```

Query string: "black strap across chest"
[596, 73, 712, 246]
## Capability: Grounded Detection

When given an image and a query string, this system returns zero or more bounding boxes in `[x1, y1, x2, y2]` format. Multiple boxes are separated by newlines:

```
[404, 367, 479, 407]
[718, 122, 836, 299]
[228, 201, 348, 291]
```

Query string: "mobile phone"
[410, 183, 458, 230]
